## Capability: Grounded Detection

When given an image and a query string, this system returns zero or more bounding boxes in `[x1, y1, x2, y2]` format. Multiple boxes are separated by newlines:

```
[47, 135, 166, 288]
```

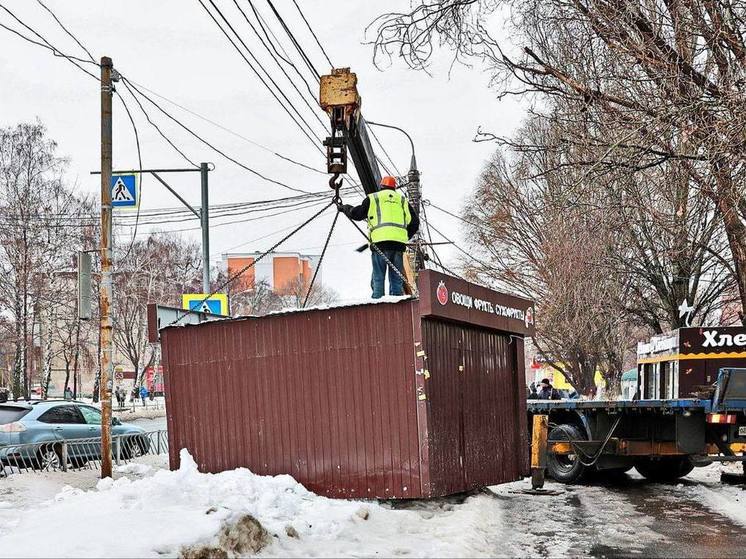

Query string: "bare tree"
[227, 279, 283, 316]
[278, 276, 339, 309]
[371, 0, 746, 322]
[0, 122, 92, 399]
[463, 119, 637, 394]
[112, 233, 201, 388]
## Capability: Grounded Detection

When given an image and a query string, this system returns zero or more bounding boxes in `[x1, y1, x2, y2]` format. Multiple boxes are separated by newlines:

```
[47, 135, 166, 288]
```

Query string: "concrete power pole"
[406, 163, 424, 273]
[99, 56, 114, 479]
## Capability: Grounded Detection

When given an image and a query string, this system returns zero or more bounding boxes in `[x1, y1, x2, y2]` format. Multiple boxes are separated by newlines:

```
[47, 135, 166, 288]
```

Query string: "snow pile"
[676, 463, 746, 527]
[264, 294, 412, 317]
[114, 462, 152, 476]
[0, 449, 506, 558]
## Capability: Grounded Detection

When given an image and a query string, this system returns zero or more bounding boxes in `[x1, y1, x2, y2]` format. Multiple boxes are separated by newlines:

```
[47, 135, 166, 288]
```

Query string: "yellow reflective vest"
[367, 189, 412, 244]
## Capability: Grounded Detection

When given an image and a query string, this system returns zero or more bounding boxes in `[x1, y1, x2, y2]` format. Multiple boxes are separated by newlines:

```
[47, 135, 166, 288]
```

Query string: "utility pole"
[99, 56, 114, 479]
[200, 162, 210, 293]
[406, 158, 424, 273]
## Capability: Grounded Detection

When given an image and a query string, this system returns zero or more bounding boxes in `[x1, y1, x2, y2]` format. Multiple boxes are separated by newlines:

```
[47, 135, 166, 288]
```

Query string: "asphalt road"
[122, 415, 745, 557]
[131, 415, 167, 431]
[483, 467, 746, 558]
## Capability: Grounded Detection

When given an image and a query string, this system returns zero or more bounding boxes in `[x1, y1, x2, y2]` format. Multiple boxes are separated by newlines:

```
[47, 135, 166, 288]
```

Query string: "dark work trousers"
[371, 249, 405, 298]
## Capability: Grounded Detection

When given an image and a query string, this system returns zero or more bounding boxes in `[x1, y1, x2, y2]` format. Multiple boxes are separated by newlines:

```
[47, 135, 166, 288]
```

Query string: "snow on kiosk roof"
[161, 270, 535, 499]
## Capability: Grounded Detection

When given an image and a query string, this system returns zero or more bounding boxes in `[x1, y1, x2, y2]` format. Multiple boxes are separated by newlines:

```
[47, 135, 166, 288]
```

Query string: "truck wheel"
[635, 457, 694, 482]
[547, 424, 587, 483]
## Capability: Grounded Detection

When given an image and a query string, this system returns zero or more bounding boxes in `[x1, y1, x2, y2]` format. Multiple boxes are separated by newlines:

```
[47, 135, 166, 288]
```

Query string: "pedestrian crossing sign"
[182, 293, 229, 316]
[111, 174, 139, 208]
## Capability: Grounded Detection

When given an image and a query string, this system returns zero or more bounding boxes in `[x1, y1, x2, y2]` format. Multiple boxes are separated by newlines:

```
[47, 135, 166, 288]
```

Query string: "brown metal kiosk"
[160, 270, 535, 499]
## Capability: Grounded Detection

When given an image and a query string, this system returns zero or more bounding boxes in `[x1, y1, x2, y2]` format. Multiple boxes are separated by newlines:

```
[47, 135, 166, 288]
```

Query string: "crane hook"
[329, 173, 344, 207]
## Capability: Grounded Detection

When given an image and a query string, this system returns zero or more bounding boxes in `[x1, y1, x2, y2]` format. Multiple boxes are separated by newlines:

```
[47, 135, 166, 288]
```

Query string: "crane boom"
[319, 68, 382, 194]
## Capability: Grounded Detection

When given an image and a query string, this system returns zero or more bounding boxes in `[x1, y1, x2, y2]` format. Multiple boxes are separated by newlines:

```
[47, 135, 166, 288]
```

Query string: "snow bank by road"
[0, 450, 507, 558]
[677, 463, 746, 528]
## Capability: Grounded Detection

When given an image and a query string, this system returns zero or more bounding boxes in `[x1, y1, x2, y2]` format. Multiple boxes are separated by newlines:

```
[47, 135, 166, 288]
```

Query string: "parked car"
[0, 400, 147, 470]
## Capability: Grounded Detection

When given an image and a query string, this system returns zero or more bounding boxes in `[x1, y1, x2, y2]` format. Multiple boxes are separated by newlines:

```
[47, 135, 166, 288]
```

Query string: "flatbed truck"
[528, 367, 746, 484]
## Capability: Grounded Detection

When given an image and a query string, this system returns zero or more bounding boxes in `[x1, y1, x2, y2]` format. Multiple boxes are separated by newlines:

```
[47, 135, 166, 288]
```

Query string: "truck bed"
[526, 398, 746, 414]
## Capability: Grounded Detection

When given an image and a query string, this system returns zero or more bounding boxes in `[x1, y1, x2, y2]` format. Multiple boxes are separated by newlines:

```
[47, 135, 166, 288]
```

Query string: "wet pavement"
[594, 478, 745, 558]
[487, 468, 746, 558]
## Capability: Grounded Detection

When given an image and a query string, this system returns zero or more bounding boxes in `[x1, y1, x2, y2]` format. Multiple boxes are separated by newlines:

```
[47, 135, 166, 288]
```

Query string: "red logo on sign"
[436, 281, 448, 306]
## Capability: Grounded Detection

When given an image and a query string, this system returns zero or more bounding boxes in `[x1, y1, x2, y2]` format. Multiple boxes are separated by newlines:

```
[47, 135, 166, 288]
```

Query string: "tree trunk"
[41, 308, 54, 399]
[718, 194, 746, 324]
[63, 360, 71, 398]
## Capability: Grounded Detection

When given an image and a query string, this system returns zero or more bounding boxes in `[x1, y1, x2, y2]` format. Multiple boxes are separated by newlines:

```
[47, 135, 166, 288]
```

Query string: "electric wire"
[123, 78, 325, 175]
[199, 0, 325, 149]
[427, 220, 496, 272]
[419, 200, 443, 267]
[35, 0, 95, 63]
[0, 4, 98, 80]
[0, 2, 318, 198]
[167, 200, 334, 327]
[114, 89, 145, 259]
[120, 80, 199, 168]
[368, 125, 403, 177]
[247, 0, 318, 97]
[231, 0, 325, 128]
[127, 198, 330, 238]
[0, 188, 356, 225]
[264, 0, 320, 79]
[122, 76, 313, 194]
[290, 0, 333, 69]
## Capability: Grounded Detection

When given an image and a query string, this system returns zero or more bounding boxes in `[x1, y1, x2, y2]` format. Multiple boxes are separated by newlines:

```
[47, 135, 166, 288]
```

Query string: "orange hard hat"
[380, 176, 397, 188]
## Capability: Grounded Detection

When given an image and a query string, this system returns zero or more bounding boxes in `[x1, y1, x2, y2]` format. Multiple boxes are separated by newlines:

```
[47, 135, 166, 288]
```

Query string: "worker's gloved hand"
[339, 204, 352, 216]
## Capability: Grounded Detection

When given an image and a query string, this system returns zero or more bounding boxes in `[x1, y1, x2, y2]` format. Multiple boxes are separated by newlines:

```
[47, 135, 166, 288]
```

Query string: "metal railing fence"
[0, 430, 168, 476]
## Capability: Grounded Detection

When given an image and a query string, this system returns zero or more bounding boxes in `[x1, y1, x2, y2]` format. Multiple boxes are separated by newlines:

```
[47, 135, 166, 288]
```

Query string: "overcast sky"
[0, 0, 525, 301]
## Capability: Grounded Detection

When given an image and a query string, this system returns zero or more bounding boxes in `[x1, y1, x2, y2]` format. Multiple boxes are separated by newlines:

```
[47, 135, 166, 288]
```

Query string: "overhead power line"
[231, 0, 326, 128]
[120, 80, 199, 168]
[121, 78, 325, 175]
[198, 0, 325, 150]
[247, 0, 318, 97]
[0, 3, 98, 80]
[35, 0, 95, 63]
[122, 76, 314, 194]
[290, 0, 333, 69]
[264, 0, 321, 79]
[167, 200, 334, 327]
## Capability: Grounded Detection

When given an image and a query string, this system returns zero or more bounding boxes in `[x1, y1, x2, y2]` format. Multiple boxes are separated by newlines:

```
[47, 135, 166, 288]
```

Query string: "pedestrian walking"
[139, 385, 148, 407]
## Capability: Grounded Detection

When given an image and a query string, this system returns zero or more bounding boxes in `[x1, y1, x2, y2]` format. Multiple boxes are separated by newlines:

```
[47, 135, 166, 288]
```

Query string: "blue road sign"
[188, 299, 222, 314]
[182, 293, 229, 316]
[111, 174, 138, 208]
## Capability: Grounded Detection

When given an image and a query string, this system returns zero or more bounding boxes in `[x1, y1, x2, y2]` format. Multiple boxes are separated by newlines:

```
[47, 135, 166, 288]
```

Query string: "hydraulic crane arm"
[319, 68, 382, 194]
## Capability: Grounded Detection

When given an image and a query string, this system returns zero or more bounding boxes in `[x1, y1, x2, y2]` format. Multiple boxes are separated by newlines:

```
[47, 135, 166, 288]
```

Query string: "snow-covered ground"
[0, 454, 744, 558]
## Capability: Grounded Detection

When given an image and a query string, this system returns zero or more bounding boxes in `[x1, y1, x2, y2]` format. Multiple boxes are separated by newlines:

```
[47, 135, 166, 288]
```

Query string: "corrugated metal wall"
[162, 297, 530, 499]
[421, 319, 528, 495]
[163, 301, 425, 499]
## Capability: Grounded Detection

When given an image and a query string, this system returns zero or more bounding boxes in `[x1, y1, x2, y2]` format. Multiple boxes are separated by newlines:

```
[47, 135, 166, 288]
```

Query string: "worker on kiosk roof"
[339, 176, 420, 299]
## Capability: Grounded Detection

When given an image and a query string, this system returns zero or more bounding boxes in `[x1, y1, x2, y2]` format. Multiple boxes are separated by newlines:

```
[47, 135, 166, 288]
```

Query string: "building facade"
[222, 251, 320, 294]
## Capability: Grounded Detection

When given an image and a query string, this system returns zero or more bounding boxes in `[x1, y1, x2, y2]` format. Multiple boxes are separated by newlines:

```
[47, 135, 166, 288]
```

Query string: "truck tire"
[635, 456, 694, 482]
[547, 424, 587, 483]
